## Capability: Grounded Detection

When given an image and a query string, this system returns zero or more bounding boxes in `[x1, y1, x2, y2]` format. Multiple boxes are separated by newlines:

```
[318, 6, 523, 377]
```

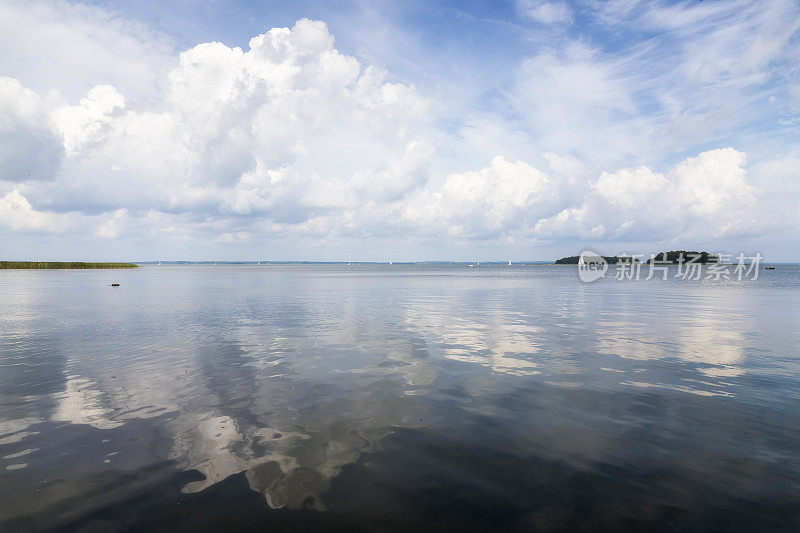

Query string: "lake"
[1, 264, 799, 531]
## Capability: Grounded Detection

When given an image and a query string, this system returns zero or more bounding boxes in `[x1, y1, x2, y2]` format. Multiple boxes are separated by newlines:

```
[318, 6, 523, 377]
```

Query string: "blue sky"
[1, 0, 799, 261]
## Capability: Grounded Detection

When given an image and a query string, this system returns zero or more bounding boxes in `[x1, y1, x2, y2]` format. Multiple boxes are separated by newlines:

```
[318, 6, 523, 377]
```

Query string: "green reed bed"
[0, 261, 138, 269]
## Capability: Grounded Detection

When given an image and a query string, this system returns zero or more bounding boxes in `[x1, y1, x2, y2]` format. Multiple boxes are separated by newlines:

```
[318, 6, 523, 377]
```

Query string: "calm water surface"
[1, 264, 799, 531]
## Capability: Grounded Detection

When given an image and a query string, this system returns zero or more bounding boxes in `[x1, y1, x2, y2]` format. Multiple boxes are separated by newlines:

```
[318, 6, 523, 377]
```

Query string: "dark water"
[1, 264, 799, 531]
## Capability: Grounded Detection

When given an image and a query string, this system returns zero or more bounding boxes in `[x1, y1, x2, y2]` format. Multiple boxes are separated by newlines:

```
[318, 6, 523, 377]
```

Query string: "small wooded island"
[555, 251, 720, 264]
[554, 255, 638, 264]
[645, 251, 720, 264]
[0, 261, 138, 269]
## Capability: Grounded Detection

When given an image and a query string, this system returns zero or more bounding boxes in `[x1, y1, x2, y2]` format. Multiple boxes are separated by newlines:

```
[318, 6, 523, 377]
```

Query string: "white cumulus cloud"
[1, 3, 799, 260]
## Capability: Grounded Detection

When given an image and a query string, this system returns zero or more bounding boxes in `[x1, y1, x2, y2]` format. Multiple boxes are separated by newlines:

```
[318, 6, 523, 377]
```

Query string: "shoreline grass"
[0, 261, 138, 269]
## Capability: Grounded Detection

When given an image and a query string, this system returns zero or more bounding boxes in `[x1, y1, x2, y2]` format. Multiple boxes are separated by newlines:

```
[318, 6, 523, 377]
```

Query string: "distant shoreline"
[134, 261, 556, 265]
[0, 261, 139, 269]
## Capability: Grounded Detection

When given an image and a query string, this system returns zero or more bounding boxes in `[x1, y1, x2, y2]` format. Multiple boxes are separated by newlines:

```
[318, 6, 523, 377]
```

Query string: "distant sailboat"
[508, 259, 512, 266]
[158, 260, 161, 265]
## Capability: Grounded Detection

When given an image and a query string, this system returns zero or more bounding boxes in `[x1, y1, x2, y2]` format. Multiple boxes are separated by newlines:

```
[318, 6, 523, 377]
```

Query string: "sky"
[1, 0, 799, 261]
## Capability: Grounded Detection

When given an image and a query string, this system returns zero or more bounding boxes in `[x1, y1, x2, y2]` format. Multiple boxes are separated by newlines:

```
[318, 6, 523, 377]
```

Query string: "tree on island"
[646, 251, 720, 264]
[554, 251, 720, 265]
[554, 255, 638, 265]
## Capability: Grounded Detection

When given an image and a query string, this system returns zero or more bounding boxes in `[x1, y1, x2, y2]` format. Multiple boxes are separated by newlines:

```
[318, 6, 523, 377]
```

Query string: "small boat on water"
[765, 266, 775, 270]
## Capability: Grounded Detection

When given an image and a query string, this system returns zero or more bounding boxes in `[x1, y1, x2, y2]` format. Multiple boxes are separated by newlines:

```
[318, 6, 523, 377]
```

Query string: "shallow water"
[1, 264, 799, 531]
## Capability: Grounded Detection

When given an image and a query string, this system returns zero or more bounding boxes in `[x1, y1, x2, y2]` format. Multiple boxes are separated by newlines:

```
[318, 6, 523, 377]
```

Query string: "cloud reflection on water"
[0, 265, 798, 526]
